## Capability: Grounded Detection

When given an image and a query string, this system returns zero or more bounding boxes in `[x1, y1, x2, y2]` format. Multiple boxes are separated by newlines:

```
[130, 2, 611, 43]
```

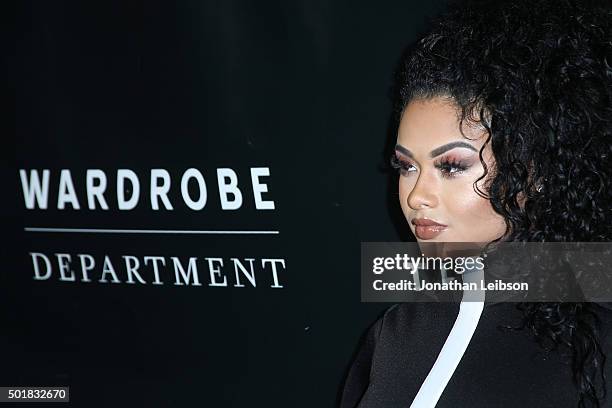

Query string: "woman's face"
[395, 97, 506, 243]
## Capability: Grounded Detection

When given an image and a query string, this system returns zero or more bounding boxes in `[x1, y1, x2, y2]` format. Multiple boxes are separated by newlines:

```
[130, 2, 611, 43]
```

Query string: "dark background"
[6, 1, 447, 406]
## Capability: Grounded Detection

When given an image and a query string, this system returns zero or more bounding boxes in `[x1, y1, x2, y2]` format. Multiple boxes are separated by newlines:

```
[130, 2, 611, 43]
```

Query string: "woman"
[340, 0, 612, 407]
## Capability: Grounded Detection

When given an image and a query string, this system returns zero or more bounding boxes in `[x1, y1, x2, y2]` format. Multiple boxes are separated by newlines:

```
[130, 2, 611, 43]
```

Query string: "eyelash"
[389, 154, 469, 179]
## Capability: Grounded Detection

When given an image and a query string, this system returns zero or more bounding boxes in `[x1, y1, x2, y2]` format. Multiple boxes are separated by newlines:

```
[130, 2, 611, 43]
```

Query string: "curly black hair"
[392, 0, 612, 406]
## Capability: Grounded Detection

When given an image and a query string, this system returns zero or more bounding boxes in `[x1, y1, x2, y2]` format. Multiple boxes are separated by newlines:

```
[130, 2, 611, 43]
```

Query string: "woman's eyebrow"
[394, 144, 414, 158]
[395, 141, 478, 158]
[430, 141, 478, 157]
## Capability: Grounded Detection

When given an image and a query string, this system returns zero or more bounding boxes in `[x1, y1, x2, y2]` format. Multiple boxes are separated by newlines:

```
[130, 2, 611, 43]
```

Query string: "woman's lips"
[411, 218, 448, 240]
[414, 225, 447, 240]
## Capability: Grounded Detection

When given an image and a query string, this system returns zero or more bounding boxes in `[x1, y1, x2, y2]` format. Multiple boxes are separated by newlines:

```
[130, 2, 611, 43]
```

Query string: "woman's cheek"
[444, 187, 505, 241]
[440, 179, 484, 235]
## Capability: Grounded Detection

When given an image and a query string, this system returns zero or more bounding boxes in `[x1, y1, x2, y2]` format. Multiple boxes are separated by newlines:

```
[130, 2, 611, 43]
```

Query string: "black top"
[339, 302, 612, 408]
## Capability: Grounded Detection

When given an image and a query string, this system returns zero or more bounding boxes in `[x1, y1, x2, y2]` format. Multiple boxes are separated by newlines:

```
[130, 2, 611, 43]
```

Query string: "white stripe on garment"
[410, 263, 485, 408]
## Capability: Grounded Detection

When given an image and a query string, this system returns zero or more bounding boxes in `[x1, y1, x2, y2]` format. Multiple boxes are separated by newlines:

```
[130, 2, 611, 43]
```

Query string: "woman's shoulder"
[374, 301, 612, 340]
[376, 302, 460, 333]
[339, 302, 464, 408]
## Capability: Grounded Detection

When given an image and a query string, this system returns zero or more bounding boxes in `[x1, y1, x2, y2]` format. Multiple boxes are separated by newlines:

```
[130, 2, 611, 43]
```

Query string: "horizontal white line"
[24, 227, 279, 235]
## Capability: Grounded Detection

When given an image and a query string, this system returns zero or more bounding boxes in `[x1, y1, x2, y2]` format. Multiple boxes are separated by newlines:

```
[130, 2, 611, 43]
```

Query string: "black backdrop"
[7, 1, 448, 406]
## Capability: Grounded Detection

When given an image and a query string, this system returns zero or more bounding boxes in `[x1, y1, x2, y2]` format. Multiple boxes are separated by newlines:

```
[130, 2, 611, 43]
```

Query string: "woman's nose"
[407, 174, 438, 210]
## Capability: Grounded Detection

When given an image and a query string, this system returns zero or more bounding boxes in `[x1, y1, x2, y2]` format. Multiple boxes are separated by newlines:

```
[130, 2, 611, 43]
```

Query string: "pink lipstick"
[411, 218, 448, 240]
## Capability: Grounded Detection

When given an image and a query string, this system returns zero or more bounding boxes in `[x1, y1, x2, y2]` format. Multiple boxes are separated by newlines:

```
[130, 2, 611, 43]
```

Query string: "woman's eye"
[440, 164, 459, 173]
[436, 160, 469, 178]
[390, 154, 469, 178]
[390, 155, 417, 176]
